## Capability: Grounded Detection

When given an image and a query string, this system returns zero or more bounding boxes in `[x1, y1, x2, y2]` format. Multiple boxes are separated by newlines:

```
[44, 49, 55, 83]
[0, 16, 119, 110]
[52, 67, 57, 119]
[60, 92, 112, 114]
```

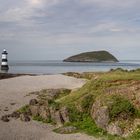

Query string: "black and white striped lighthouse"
[1, 49, 9, 70]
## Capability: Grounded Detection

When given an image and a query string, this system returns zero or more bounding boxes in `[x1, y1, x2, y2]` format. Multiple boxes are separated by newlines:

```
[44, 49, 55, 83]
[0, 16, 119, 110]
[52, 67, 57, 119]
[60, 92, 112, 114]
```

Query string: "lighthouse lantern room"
[1, 49, 9, 70]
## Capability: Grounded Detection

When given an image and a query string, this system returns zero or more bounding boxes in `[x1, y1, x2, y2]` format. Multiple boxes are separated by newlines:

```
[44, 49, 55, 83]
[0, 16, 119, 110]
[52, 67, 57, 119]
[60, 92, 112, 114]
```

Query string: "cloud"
[0, 0, 140, 60]
[81, 0, 139, 8]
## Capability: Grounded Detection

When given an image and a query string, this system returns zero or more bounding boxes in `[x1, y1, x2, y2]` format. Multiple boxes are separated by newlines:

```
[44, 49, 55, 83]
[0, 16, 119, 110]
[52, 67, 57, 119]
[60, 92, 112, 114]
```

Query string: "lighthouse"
[1, 49, 9, 70]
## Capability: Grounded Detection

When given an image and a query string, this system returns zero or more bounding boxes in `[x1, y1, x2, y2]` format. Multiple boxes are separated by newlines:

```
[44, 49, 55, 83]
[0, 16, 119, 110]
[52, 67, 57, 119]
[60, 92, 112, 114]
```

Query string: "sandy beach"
[0, 74, 96, 140]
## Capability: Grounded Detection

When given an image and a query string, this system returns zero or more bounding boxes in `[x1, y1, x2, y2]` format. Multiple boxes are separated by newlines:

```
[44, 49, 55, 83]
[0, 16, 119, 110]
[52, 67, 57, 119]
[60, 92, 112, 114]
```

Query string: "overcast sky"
[0, 0, 140, 60]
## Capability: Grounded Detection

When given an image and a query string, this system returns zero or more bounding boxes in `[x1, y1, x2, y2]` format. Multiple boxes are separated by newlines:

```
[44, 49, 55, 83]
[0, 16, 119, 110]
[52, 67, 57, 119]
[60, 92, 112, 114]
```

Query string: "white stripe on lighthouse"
[1, 62, 8, 65]
[2, 54, 7, 59]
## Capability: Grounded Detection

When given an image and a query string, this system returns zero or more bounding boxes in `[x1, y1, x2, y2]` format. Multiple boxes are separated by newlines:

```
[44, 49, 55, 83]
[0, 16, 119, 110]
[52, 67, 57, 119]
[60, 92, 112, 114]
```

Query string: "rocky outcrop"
[91, 98, 123, 136]
[91, 100, 110, 130]
[27, 98, 70, 126]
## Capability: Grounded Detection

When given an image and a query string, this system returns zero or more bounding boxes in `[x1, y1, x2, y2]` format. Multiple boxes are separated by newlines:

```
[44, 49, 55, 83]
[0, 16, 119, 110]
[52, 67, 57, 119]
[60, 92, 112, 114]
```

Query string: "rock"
[1, 115, 10, 122]
[29, 99, 38, 105]
[39, 106, 50, 120]
[50, 107, 63, 126]
[107, 123, 123, 136]
[10, 111, 20, 119]
[42, 89, 61, 100]
[54, 111, 64, 126]
[91, 104, 110, 129]
[30, 105, 40, 116]
[60, 107, 70, 123]
[38, 100, 49, 106]
[56, 126, 77, 134]
[10, 103, 16, 106]
[20, 113, 30, 122]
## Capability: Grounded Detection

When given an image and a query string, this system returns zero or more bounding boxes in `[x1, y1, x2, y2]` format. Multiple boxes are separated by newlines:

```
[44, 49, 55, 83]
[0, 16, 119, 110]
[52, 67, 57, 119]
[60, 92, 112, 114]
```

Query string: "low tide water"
[1, 60, 140, 74]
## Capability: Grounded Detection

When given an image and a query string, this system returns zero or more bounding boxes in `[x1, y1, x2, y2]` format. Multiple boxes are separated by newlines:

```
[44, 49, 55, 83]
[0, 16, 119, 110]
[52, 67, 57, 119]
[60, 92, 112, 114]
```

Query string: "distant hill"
[63, 50, 119, 62]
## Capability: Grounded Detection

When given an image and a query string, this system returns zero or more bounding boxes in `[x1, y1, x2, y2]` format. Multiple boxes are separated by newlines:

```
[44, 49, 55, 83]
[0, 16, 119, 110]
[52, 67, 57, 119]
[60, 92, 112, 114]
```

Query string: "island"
[63, 50, 119, 62]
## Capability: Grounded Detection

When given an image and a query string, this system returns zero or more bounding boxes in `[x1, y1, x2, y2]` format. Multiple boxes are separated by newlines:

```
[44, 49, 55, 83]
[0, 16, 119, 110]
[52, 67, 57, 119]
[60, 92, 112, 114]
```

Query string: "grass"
[104, 95, 136, 119]
[66, 106, 124, 140]
[17, 105, 30, 113]
[32, 115, 52, 123]
[55, 70, 140, 139]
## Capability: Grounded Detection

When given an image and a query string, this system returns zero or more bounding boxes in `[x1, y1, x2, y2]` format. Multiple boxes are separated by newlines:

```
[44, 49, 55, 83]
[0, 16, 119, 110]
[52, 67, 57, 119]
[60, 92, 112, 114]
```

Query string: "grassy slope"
[56, 69, 140, 140]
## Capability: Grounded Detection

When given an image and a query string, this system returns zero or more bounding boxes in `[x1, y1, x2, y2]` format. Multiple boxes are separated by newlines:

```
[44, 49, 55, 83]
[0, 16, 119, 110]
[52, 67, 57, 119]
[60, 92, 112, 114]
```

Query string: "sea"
[1, 60, 140, 74]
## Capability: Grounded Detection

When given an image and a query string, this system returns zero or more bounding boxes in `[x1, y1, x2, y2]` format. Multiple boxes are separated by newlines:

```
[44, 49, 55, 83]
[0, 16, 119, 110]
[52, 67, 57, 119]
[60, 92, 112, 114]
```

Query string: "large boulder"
[91, 100, 110, 129]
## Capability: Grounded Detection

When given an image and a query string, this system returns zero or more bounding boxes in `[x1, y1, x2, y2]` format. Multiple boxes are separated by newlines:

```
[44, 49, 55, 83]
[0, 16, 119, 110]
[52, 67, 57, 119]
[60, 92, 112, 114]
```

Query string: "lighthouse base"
[1, 65, 9, 70]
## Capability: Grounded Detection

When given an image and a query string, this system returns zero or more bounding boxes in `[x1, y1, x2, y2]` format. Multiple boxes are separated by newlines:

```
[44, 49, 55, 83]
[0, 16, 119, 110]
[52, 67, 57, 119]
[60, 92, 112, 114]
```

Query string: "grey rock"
[107, 123, 123, 136]
[20, 113, 30, 122]
[1, 115, 10, 122]
[39, 106, 50, 120]
[91, 104, 110, 129]
[56, 126, 77, 134]
[54, 111, 64, 126]
[30, 105, 40, 116]
[60, 107, 70, 123]
[42, 89, 61, 100]
[50, 107, 63, 126]
[29, 99, 38, 105]
[10, 111, 20, 119]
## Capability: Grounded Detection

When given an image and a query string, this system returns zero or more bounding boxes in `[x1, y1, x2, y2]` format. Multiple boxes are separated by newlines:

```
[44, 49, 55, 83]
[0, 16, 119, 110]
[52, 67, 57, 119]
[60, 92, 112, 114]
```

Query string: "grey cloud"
[0, 0, 140, 60]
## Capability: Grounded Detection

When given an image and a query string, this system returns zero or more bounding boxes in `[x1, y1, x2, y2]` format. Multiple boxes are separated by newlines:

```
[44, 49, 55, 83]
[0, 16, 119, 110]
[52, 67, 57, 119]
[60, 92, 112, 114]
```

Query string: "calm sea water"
[1, 60, 140, 74]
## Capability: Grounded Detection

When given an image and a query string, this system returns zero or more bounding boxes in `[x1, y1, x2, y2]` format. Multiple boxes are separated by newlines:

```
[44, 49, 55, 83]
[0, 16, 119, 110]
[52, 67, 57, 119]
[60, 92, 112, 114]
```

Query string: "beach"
[0, 74, 96, 140]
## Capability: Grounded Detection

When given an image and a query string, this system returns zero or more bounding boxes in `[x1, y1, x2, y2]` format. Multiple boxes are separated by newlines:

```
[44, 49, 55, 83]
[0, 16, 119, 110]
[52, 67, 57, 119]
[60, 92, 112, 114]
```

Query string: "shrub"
[68, 106, 83, 122]
[80, 94, 94, 113]
[108, 95, 136, 119]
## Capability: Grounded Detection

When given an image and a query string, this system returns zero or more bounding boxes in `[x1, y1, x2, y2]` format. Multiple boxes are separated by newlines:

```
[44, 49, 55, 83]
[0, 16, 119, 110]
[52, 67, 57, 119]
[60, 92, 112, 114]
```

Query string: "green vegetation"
[23, 69, 140, 140]
[56, 69, 140, 139]
[73, 115, 105, 136]
[104, 95, 136, 119]
[37, 89, 71, 100]
[63, 50, 118, 62]
[17, 105, 30, 113]
[32, 115, 52, 123]
[128, 127, 140, 140]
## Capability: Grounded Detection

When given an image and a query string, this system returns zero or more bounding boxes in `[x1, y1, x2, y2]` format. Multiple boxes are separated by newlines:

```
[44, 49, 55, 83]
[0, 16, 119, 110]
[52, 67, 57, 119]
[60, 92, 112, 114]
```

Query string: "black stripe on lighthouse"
[2, 59, 8, 61]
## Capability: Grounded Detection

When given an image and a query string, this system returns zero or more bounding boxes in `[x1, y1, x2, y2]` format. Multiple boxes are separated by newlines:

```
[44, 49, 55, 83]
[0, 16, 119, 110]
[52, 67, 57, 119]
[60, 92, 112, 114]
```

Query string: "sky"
[0, 0, 140, 60]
